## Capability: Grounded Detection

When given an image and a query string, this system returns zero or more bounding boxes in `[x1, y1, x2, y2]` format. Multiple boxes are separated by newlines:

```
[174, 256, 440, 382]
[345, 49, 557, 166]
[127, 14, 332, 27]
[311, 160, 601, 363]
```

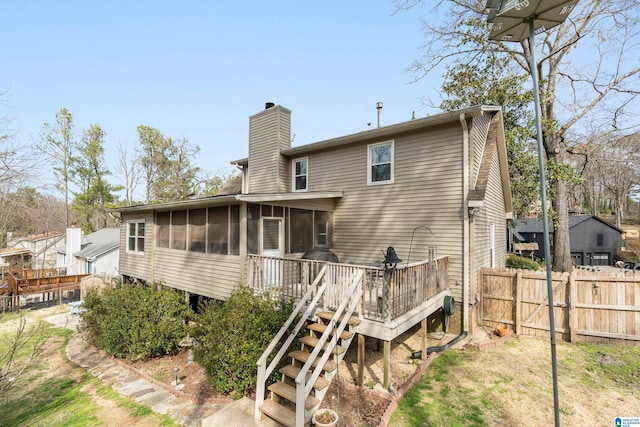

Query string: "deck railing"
[245, 255, 448, 321]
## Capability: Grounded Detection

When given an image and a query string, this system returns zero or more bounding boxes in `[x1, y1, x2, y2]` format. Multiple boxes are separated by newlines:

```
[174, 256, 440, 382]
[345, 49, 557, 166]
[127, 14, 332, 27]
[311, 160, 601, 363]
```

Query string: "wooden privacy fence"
[480, 267, 640, 345]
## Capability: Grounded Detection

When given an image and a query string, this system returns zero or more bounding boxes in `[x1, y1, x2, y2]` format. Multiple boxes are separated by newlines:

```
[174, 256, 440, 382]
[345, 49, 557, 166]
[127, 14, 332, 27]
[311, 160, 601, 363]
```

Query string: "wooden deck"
[0, 268, 89, 312]
[245, 255, 449, 340]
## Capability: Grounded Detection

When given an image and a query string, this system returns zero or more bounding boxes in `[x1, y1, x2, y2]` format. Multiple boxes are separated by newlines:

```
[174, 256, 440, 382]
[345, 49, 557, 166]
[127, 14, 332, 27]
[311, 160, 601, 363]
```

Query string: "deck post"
[382, 269, 392, 389]
[383, 340, 391, 389]
[357, 334, 364, 386]
[421, 318, 427, 361]
[568, 272, 577, 343]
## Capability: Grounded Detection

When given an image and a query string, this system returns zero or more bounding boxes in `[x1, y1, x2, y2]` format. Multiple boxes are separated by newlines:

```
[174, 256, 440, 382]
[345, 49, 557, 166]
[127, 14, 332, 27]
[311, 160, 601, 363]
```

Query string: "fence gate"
[480, 267, 640, 345]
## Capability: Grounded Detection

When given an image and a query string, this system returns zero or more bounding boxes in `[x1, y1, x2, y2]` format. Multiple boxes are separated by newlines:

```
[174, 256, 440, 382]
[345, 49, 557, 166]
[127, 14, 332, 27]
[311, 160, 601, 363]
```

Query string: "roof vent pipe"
[265, 102, 275, 110]
[376, 102, 383, 127]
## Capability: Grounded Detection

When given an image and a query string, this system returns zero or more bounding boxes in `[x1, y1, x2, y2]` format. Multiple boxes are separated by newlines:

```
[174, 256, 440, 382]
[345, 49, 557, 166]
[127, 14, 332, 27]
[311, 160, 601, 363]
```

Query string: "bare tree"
[0, 90, 34, 247]
[573, 132, 640, 227]
[397, 0, 640, 271]
[0, 314, 46, 396]
[114, 141, 142, 206]
[35, 108, 77, 227]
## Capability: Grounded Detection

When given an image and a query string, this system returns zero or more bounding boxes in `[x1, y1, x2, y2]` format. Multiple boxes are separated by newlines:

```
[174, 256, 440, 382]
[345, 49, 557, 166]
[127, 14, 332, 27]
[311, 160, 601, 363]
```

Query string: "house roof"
[0, 246, 32, 258]
[110, 192, 344, 213]
[19, 231, 64, 242]
[512, 215, 624, 235]
[61, 228, 120, 259]
[231, 104, 501, 164]
[217, 175, 242, 196]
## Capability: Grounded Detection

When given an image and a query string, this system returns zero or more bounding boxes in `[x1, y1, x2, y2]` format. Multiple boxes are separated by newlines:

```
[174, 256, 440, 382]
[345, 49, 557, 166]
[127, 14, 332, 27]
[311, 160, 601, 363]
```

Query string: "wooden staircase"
[259, 311, 361, 427]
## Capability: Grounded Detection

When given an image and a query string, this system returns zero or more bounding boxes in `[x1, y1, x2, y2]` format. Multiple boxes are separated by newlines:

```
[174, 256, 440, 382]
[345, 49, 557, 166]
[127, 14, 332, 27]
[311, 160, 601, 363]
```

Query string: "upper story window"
[368, 140, 394, 185]
[127, 220, 145, 254]
[597, 233, 604, 246]
[292, 157, 308, 192]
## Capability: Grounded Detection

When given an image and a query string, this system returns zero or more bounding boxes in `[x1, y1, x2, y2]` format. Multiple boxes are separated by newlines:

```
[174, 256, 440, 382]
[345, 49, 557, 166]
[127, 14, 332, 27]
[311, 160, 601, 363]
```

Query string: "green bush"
[82, 283, 193, 360]
[192, 286, 298, 399]
[506, 254, 540, 270]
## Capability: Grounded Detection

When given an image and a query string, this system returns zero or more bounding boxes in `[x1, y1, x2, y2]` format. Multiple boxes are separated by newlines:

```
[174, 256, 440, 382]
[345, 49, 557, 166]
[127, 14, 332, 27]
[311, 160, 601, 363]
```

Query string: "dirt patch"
[321, 379, 392, 427]
[130, 348, 226, 404]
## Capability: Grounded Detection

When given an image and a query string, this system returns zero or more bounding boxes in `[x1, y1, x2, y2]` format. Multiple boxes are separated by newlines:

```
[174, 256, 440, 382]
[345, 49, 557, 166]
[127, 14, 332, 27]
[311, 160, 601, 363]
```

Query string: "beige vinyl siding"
[277, 111, 291, 193]
[472, 148, 508, 297]
[119, 209, 243, 301]
[119, 212, 154, 281]
[153, 248, 242, 300]
[471, 113, 490, 186]
[248, 106, 291, 194]
[304, 124, 465, 300]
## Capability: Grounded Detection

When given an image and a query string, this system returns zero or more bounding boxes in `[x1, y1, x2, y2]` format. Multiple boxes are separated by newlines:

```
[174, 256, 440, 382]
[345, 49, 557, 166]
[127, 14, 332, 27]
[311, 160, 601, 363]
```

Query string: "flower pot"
[312, 408, 338, 427]
[496, 326, 508, 337]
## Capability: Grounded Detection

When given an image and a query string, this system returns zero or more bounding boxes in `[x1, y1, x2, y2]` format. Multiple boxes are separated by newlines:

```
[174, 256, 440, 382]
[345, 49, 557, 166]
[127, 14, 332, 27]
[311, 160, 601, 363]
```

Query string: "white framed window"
[292, 157, 308, 192]
[368, 140, 394, 185]
[126, 220, 145, 254]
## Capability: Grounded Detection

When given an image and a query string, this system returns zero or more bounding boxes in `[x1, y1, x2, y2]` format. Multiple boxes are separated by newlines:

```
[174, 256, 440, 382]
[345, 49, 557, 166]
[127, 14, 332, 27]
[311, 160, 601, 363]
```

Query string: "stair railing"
[255, 264, 329, 420]
[294, 269, 364, 427]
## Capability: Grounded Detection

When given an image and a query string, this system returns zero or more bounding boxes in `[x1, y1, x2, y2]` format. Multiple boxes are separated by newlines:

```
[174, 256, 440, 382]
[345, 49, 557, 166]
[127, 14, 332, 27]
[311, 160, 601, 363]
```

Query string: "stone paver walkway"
[64, 328, 224, 426]
[46, 311, 278, 426]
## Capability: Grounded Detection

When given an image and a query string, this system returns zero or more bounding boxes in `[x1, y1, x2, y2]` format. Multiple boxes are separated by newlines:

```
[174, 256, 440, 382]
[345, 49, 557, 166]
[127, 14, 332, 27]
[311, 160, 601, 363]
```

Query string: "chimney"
[376, 102, 383, 128]
[66, 226, 82, 275]
[248, 103, 292, 193]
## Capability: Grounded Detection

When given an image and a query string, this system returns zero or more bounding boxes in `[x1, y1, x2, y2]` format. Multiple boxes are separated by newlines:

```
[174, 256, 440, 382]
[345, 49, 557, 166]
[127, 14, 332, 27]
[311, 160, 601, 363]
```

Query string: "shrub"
[506, 255, 540, 270]
[82, 283, 193, 360]
[192, 286, 298, 398]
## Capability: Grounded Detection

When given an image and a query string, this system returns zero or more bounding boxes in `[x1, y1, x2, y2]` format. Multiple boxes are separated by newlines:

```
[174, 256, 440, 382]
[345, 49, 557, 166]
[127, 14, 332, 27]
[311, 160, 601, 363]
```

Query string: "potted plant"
[312, 408, 338, 427]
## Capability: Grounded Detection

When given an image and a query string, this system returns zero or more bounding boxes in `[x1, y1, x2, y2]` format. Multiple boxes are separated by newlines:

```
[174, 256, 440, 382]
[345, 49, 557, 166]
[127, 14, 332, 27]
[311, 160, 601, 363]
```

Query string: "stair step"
[307, 322, 354, 340]
[280, 365, 330, 391]
[289, 350, 337, 372]
[299, 335, 346, 355]
[316, 310, 361, 326]
[260, 399, 299, 427]
[268, 381, 320, 410]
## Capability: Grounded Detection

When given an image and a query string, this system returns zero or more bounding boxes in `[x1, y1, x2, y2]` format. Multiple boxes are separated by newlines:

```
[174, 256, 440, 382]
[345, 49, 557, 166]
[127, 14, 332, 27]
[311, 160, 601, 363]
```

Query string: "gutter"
[460, 113, 470, 333]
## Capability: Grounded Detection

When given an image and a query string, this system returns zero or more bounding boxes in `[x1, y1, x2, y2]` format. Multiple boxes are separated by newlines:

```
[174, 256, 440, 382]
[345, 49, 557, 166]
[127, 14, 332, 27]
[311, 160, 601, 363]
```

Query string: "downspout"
[460, 113, 470, 334]
[419, 114, 470, 358]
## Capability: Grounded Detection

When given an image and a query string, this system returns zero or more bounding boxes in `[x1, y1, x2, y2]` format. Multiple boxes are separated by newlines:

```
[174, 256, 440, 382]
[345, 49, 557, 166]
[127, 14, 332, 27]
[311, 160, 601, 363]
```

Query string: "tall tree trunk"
[546, 131, 573, 272]
[552, 178, 573, 271]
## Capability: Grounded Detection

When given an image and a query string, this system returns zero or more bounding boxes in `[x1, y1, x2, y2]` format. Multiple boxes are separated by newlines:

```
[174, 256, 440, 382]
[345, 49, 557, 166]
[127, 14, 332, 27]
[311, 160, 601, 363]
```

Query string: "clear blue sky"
[3, 0, 440, 196]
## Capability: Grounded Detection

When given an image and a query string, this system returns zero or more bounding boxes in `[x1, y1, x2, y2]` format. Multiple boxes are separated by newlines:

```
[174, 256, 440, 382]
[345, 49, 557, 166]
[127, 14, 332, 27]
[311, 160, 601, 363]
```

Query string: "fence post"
[477, 268, 483, 327]
[568, 271, 577, 343]
[515, 270, 523, 335]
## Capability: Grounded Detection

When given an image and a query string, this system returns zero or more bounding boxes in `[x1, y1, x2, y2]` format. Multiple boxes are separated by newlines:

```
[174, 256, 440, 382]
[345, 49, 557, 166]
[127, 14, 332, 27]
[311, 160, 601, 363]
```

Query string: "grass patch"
[0, 377, 100, 426]
[0, 314, 177, 426]
[390, 349, 493, 427]
[574, 342, 640, 389]
[390, 339, 640, 426]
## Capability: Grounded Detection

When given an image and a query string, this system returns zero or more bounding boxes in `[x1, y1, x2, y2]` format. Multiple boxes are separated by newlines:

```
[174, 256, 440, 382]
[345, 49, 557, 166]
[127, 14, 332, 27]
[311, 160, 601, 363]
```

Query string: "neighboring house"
[5, 231, 65, 270]
[112, 103, 513, 324]
[510, 215, 624, 266]
[56, 227, 120, 276]
[0, 247, 32, 275]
